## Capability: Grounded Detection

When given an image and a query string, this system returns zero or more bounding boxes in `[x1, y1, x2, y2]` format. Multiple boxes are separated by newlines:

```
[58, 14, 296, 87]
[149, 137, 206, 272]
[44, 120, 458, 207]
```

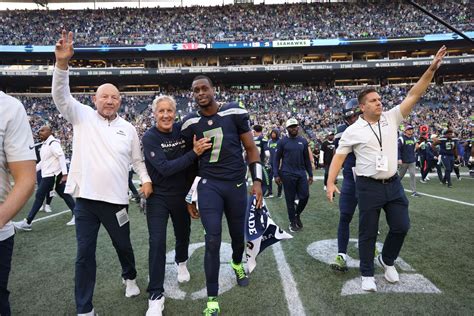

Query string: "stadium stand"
[0, 1, 471, 45]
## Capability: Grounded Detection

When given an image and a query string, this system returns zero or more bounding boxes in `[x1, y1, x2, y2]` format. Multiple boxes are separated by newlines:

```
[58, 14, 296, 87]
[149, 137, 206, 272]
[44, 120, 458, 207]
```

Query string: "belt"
[359, 174, 398, 184]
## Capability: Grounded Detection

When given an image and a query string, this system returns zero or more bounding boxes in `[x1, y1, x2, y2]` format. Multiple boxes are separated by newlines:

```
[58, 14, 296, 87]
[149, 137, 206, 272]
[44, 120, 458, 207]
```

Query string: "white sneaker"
[177, 261, 190, 283]
[66, 215, 75, 226]
[425, 176, 431, 181]
[146, 296, 165, 316]
[123, 278, 140, 297]
[323, 186, 327, 191]
[361, 276, 377, 292]
[13, 219, 32, 231]
[78, 308, 96, 316]
[44, 204, 53, 213]
[377, 255, 399, 283]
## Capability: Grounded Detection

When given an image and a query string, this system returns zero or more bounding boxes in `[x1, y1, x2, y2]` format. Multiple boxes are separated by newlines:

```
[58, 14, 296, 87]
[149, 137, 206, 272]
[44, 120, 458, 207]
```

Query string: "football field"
[9, 170, 474, 315]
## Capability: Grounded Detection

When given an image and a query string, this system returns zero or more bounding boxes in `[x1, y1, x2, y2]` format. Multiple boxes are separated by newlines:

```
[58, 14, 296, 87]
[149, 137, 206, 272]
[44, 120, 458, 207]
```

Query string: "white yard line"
[404, 190, 474, 207]
[272, 242, 306, 316]
[32, 210, 71, 223]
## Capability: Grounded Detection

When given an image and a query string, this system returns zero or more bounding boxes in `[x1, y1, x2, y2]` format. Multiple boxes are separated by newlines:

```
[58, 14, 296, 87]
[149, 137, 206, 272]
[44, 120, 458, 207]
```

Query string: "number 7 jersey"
[181, 101, 251, 182]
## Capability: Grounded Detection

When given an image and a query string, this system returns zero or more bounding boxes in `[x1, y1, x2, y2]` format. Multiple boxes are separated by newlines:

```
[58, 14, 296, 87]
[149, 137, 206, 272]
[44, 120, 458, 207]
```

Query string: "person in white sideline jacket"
[52, 30, 153, 316]
[0, 91, 36, 316]
[13, 125, 76, 230]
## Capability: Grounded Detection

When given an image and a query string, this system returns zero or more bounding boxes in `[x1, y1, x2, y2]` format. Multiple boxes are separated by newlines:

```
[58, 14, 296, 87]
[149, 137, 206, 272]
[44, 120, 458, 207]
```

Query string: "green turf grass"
[9, 169, 474, 315]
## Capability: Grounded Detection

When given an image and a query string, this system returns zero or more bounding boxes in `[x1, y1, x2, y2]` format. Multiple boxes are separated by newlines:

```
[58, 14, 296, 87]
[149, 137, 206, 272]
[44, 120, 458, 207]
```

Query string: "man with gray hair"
[142, 95, 210, 315]
[52, 30, 152, 316]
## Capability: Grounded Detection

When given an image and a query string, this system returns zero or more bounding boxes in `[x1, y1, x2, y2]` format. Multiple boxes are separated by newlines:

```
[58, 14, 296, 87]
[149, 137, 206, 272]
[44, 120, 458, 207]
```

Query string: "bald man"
[52, 30, 153, 316]
[13, 125, 76, 230]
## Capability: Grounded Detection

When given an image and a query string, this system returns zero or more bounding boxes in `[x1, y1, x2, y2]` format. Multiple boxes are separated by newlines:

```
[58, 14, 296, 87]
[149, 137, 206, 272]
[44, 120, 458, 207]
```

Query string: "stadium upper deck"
[0, 1, 472, 90]
[0, 1, 471, 45]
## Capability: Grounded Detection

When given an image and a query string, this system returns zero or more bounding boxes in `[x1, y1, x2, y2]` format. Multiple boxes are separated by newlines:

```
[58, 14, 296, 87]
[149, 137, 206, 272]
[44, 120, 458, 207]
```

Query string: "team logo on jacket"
[150, 151, 155, 158]
[208, 120, 213, 126]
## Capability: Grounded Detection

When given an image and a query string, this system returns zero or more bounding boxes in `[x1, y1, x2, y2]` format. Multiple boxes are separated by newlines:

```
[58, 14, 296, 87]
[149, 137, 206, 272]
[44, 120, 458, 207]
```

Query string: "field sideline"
[9, 169, 474, 315]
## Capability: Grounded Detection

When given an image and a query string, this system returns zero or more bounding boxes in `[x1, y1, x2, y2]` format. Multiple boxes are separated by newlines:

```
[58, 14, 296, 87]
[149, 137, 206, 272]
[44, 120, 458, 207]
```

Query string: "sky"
[0, 0, 336, 10]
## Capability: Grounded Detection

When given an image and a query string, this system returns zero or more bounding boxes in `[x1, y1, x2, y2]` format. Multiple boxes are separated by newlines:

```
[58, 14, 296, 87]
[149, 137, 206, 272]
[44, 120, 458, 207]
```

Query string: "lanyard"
[368, 120, 383, 151]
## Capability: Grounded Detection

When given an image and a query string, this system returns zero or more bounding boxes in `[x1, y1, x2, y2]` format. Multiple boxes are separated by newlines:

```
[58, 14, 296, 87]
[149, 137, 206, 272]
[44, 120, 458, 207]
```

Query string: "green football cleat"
[330, 255, 348, 272]
[231, 261, 249, 286]
[203, 300, 220, 316]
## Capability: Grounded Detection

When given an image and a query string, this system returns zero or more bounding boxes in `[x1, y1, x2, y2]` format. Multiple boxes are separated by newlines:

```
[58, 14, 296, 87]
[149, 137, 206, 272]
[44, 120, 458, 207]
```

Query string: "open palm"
[430, 45, 447, 71]
[55, 30, 74, 62]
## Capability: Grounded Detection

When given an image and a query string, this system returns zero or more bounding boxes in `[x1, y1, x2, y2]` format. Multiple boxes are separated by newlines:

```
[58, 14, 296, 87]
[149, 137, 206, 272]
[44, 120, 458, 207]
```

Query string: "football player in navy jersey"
[321, 131, 336, 191]
[181, 75, 263, 316]
[435, 128, 459, 187]
[253, 125, 271, 196]
[267, 129, 282, 198]
[330, 98, 361, 271]
[252, 124, 269, 163]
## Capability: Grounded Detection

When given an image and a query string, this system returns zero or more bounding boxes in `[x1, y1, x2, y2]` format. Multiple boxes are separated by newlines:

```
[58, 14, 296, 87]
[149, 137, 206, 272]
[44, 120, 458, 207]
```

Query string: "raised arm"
[400, 46, 447, 118]
[52, 30, 89, 124]
[55, 30, 74, 71]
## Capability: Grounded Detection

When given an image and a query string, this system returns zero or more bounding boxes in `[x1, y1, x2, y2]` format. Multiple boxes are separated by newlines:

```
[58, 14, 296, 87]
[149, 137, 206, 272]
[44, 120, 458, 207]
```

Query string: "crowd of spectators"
[0, 1, 471, 46]
[17, 82, 473, 160]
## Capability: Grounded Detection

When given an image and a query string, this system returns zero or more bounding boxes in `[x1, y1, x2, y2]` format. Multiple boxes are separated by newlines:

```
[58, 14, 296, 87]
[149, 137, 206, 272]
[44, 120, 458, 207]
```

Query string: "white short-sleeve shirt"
[0, 92, 35, 240]
[336, 105, 403, 179]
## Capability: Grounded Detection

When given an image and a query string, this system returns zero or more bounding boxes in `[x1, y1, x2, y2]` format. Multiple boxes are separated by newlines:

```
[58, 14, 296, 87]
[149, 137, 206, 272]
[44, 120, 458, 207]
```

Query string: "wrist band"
[249, 161, 263, 182]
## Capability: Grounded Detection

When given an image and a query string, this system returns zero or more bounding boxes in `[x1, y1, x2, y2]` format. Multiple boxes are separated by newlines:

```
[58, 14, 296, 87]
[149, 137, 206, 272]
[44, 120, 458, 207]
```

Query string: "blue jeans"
[74, 198, 136, 314]
[356, 176, 410, 276]
[0, 235, 14, 316]
[146, 193, 190, 298]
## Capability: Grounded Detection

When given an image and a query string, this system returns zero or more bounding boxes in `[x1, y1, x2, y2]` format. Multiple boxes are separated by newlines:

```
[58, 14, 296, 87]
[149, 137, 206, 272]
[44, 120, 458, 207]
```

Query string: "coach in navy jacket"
[142, 95, 210, 315]
[275, 118, 313, 233]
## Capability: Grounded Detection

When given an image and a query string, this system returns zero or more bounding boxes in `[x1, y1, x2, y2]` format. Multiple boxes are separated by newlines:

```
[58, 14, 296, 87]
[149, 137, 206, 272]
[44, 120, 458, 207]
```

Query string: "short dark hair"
[192, 75, 213, 87]
[358, 88, 377, 104]
[253, 125, 263, 132]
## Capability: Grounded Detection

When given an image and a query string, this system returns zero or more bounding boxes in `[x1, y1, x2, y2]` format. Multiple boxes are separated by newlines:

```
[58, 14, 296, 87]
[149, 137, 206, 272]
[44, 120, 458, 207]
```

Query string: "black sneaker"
[230, 261, 249, 287]
[289, 220, 300, 233]
[295, 214, 303, 229]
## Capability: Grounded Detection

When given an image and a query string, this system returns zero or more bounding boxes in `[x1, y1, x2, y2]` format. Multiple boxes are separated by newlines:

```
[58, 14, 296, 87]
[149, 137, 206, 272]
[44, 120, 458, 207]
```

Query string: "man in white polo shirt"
[0, 92, 36, 316]
[326, 46, 447, 292]
[52, 30, 153, 316]
[13, 125, 76, 230]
